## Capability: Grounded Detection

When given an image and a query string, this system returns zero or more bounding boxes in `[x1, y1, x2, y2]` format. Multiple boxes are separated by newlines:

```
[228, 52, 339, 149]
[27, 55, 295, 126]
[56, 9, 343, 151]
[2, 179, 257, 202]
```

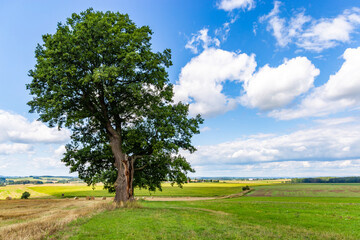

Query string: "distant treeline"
[189, 179, 220, 183]
[291, 177, 360, 183]
[196, 177, 281, 180]
[6, 180, 44, 185]
[30, 175, 76, 178]
[0, 176, 82, 186]
[5, 179, 76, 185]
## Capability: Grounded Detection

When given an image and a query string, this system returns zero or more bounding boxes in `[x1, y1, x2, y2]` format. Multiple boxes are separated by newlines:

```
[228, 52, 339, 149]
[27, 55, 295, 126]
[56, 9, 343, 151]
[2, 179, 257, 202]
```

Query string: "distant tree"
[21, 191, 31, 199]
[27, 9, 202, 204]
[6, 180, 14, 185]
[0, 177, 5, 186]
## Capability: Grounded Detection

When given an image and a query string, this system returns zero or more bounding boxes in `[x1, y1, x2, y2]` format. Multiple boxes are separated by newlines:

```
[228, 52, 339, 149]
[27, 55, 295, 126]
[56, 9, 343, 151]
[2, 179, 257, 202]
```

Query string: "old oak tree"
[27, 9, 202, 204]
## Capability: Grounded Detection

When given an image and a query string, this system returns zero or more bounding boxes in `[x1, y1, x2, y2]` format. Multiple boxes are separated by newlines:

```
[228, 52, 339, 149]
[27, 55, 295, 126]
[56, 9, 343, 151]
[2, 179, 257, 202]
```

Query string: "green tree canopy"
[27, 8, 202, 204]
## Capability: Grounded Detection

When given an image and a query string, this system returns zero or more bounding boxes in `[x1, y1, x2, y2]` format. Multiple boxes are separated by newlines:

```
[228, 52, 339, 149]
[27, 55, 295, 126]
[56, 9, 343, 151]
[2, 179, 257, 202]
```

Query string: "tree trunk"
[109, 132, 134, 206]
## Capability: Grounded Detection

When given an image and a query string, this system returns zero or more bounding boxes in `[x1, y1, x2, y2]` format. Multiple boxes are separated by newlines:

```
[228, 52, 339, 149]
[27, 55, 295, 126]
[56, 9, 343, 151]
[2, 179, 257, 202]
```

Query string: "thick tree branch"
[135, 164, 147, 171]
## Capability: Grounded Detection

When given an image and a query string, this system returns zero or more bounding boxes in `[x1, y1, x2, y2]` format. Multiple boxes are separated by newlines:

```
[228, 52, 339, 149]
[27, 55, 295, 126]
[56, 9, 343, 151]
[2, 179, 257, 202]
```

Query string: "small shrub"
[242, 185, 250, 191]
[21, 191, 31, 199]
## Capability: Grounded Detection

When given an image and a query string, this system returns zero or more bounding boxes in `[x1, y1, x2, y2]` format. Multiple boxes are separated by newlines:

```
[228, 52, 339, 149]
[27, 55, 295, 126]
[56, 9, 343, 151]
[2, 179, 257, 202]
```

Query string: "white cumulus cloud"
[241, 57, 319, 110]
[270, 47, 360, 119]
[173, 48, 256, 117]
[0, 110, 70, 144]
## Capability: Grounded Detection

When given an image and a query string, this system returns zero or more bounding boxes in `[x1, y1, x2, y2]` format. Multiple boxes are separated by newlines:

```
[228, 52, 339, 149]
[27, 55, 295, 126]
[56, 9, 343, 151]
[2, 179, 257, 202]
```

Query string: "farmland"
[1, 182, 360, 239]
[29, 181, 282, 198]
[248, 183, 360, 197]
[0, 185, 48, 199]
[0, 181, 284, 200]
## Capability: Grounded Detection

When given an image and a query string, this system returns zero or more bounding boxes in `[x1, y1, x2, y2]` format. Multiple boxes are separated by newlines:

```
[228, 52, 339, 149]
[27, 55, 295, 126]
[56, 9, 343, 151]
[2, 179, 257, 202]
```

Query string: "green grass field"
[60, 195, 360, 239]
[248, 183, 360, 197]
[3, 182, 360, 239]
[50, 183, 360, 239]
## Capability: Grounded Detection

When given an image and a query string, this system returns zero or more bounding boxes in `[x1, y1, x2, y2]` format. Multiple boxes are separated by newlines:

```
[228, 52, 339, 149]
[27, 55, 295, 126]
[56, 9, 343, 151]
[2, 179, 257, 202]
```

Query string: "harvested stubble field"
[0, 198, 114, 240]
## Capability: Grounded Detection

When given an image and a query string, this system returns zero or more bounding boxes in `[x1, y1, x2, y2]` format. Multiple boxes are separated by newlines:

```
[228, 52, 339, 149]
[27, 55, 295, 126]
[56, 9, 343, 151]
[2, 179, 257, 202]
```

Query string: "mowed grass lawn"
[26, 181, 276, 199]
[60, 196, 360, 240]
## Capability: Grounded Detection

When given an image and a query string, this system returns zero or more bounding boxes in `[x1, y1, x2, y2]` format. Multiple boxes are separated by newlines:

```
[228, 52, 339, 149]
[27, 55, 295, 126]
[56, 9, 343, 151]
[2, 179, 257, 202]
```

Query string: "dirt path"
[143, 189, 252, 201]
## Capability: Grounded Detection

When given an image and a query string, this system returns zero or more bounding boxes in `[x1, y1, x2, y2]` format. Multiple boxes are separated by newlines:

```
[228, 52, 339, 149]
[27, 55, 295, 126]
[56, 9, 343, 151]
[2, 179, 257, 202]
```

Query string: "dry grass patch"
[0, 198, 114, 240]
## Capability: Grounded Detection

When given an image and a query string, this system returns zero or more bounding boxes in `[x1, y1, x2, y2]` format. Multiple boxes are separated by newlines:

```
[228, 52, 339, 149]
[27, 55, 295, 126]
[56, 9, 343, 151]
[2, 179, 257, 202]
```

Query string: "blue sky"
[1, 0, 360, 177]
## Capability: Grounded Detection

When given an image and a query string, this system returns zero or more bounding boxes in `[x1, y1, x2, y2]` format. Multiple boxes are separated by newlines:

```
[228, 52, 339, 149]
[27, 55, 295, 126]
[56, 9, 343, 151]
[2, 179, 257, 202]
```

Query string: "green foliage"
[0, 178, 5, 186]
[242, 185, 250, 191]
[21, 191, 31, 199]
[27, 8, 202, 194]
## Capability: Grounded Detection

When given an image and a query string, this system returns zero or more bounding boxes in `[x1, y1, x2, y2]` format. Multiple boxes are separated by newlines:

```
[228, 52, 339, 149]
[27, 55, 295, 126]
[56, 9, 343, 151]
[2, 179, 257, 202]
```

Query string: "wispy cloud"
[0, 143, 32, 155]
[185, 28, 220, 54]
[185, 119, 360, 170]
[191, 159, 360, 177]
[217, 0, 255, 12]
[314, 117, 356, 126]
[261, 2, 360, 52]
